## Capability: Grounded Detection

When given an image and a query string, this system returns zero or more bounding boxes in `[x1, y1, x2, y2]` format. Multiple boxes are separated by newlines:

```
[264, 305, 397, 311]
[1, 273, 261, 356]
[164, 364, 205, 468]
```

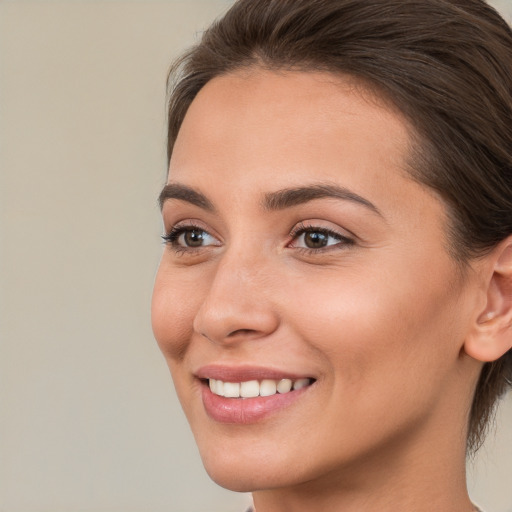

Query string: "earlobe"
[464, 238, 512, 363]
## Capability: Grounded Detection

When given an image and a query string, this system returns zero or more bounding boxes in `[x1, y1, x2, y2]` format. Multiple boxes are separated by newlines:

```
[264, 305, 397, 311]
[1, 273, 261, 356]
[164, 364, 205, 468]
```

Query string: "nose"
[193, 249, 280, 345]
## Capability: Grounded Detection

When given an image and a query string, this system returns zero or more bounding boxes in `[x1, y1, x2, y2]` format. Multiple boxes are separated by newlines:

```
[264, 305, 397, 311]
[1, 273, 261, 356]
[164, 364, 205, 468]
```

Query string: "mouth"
[206, 377, 314, 398]
[196, 367, 316, 424]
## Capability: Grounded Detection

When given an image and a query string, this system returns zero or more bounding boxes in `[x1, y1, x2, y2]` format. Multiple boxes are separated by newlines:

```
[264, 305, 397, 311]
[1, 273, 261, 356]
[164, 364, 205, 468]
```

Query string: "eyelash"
[161, 222, 355, 254]
[288, 222, 355, 253]
[161, 223, 215, 254]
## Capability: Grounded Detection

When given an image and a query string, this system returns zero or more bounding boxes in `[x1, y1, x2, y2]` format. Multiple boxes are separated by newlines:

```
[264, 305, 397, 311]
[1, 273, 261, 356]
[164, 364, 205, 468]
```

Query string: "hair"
[165, 0, 512, 452]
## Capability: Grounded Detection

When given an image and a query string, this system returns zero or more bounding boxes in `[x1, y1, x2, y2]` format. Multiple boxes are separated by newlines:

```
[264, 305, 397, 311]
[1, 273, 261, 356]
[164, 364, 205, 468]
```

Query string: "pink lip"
[195, 365, 315, 424]
[195, 364, 311, 382]
[201, 383, 311, 424]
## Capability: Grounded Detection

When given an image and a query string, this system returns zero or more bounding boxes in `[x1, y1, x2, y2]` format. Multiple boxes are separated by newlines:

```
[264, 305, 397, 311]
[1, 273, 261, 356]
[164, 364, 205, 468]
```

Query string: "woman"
[152, 1, 512, 511]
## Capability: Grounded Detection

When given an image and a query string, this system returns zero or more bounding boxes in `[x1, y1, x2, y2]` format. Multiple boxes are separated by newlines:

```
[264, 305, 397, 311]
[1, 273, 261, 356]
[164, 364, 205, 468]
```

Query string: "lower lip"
[201, 382, 311, 424]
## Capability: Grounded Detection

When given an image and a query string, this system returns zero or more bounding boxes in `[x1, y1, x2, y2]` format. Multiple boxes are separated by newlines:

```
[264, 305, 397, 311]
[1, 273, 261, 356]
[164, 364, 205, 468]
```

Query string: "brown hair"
[166, 0, 512, 451]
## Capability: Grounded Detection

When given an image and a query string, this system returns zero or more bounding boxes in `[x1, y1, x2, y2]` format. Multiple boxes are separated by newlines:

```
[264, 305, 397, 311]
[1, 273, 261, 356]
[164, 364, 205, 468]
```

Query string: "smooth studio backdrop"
[1, 1, 511, 511]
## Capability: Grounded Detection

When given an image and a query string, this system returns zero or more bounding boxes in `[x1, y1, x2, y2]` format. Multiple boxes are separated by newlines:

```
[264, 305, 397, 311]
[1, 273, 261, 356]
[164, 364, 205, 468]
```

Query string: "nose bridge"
[193, 243, 279, 344]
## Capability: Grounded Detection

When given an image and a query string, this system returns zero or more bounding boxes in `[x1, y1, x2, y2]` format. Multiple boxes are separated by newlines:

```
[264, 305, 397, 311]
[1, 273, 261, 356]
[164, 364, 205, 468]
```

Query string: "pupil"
[305, 231, 327, 248]
[185, 230, 204, 247]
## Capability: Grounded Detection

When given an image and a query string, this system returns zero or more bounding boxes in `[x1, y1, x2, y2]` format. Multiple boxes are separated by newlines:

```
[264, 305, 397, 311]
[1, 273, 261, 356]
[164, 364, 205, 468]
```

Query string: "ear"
[464, 237, 512, 362]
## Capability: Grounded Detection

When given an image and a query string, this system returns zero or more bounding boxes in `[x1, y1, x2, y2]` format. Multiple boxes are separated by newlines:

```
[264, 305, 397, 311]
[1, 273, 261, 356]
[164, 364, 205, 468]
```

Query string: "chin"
[204, 466, 262, 493]
[197, 438, 308, 492]
[202, 459, 298, 493]
[198, 443, 269, 491]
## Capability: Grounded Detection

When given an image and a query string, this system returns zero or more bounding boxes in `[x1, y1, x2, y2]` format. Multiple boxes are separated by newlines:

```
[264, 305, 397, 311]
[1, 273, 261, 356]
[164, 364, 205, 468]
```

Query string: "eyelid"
[287, 221, 355, 251]
[289, 220, 354, 240]
[163, 218, 218, 238]
[162, 219, 222, 250]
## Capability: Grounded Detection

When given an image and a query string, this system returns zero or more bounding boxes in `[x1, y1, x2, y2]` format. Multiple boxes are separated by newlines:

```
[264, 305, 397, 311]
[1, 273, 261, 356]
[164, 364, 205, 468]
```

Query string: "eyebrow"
[158, 181, 382, 217]
[158, 183, 215, 211]
[263, 183, 382, 216]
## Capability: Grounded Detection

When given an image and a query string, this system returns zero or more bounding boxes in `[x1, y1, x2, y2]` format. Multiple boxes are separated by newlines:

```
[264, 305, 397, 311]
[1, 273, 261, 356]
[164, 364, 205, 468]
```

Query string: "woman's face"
[152, 70, 480, 492]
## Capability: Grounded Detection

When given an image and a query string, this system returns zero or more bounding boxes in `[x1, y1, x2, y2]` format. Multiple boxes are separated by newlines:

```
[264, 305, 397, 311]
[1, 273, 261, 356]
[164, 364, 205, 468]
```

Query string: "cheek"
[289, 258, 464, 395]
[151, 263, 200, 363]
[281, 273, 465, 460]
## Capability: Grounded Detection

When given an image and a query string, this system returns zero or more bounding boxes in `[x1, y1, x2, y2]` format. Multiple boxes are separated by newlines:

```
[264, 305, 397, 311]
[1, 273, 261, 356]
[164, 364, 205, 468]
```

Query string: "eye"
[289, 224, 354, 251]
[162, 224, 220, 250]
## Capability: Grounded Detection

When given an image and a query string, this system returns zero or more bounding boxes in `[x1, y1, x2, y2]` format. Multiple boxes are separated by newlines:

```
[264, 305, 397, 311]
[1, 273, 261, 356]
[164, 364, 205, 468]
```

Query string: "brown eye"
[303, 231, 329, 249]
[290, 226, 354, 252]
[183, 229, 207, 247]
[162, 225, 220, 249]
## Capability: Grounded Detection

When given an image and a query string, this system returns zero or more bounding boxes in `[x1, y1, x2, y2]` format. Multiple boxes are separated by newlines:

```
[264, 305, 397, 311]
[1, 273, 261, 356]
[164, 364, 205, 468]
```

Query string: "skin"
[152, 69, 487, 512]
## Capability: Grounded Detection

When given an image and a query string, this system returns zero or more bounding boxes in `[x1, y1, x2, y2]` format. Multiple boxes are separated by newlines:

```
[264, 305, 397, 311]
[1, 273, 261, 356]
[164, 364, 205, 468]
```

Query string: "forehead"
[169, 69, 420, 213]
[170, 68, 413, 177]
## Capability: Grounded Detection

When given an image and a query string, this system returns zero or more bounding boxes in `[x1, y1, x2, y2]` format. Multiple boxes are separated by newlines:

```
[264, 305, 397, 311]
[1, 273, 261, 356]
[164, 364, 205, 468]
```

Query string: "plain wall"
[0, 1, 510, 511]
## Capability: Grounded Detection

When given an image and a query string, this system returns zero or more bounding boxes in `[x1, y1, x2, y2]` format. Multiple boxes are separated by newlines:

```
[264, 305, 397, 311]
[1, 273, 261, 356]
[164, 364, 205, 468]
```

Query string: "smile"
[198, 368, 316, 423]
[209, 378, 312, 398]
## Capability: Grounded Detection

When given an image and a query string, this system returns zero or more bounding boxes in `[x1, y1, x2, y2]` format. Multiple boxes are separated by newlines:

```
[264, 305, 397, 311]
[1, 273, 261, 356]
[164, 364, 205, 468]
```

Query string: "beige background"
[0, 1, 510, 511]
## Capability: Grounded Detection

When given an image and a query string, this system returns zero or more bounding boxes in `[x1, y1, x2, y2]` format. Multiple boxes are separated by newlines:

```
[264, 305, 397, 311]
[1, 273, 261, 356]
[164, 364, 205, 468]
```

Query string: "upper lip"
[195, 364, 314, 382]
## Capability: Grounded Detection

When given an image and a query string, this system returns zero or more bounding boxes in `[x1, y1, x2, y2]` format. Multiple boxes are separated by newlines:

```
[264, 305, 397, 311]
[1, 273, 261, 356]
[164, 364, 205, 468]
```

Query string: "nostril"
[227, 328, 257, 337]
[200, 327, 269, 345]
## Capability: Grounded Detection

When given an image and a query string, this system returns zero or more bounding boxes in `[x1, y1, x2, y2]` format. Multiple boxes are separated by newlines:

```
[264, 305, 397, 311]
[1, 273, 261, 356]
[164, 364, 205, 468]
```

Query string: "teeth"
[212, 379, 223, 396]
[260, 379, 277, 397]
[208, 377, 311, 398]
[277, 378, 292, 393]
[293, 378, 310, 390]
[240, 380, 259, 398]
[223, 382, 240, 398]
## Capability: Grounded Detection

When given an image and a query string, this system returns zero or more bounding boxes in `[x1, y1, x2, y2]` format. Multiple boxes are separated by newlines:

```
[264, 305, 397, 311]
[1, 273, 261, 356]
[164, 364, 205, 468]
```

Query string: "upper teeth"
[209, 378, 311, 398]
